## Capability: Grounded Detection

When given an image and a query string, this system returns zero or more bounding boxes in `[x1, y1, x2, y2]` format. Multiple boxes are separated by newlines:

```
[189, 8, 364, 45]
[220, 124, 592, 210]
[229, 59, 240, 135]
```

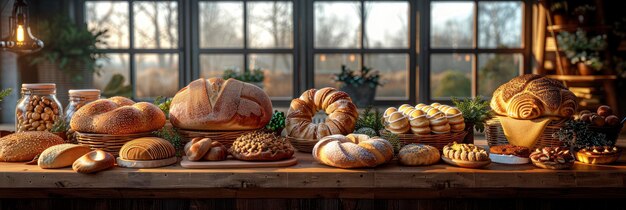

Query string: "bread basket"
[485, 118, 567, 149]
[587, 117, 626, 146]
[286, 136, 318, 153]
[379, 129, 468, 150]
[75, 131, 154, 156]
[177, 129, 257, 148]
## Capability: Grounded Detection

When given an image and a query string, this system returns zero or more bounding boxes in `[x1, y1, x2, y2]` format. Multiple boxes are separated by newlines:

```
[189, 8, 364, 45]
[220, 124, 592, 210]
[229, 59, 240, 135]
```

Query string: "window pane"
[364, 2, 408, 49]
[430, 54, 472, 98]
[135, 54, 179, 98]
[314, 54, 361, 90]
[248, 2, 293, 48]
[364, 54, 408, 99]
[85, 1, 129, 48]
[478, 2, 523, 48]
[199, 2, 244, 48]
[94, 54, 131, 97]
[478, 53, 522, 96]
[431, 2, 475, 48]
[314, 2, 361, 49]
[133, 2, 178, 49]
[200, 54, 244, 79]
[248, 54, 293, 98]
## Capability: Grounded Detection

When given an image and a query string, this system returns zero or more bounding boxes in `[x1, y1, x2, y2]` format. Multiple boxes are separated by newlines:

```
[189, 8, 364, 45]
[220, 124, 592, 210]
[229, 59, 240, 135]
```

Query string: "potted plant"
[549, 1, 569, 25]
[452, 97, 493, 144]
[25, 15, 108, 103]
[557, 29, 607, 75]
[222, 68, 265, 89]
[333, 65, 382, 107]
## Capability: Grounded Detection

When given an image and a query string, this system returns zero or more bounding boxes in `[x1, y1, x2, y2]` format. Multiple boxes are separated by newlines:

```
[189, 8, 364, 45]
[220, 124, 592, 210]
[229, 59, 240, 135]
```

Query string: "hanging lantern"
[0, 0, 44, 53]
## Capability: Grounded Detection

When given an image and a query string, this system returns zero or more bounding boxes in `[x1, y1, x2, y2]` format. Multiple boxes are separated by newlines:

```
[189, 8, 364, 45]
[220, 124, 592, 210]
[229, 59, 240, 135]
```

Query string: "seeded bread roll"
[398, 144, 440, 166]
[38, 144, 92, 169]
[0, 131, 64, 162]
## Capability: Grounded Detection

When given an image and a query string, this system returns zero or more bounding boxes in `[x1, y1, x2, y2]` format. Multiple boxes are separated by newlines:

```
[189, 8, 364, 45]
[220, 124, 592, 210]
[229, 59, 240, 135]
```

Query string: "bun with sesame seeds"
[0, 131, 64, 162]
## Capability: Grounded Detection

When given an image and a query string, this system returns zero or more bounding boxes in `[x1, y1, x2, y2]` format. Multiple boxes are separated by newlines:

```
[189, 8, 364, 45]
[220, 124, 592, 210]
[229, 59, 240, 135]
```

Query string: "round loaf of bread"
[312, 134, 394, 168]
[398, 144, 440, 166]
[119, 137, 176, 160]
[72, 150, 115, 173]
[0, 131, 64, 162]
[38, 144, 92, 169]
[285, 88, 358, 139]
[70, 96, 166, 134]
[491, 74, 577, 120]
[170, 78, 273, 131]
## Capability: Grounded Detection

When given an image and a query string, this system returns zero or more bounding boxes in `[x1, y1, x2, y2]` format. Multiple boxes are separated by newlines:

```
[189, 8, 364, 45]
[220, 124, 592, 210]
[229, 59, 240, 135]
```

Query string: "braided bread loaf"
[70, 96, 165, 134]
[312, 134, 394, 168]
[490, 74, 577, 120]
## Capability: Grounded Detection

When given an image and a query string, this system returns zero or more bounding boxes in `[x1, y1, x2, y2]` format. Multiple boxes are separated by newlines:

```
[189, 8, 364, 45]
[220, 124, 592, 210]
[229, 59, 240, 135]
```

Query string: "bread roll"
[72, 150, 115, 173]
[312, 134, 394, 168]
[119, 137, 176, 160]
[70, 96, 166, 134]
[491, 74, 577, 120]
[407, 110, 430, 135]
[169, 78, 272, 131]
[38, 144, 92, 169]
[398, 144, 440, 166]
[0, 131, 64, 162]
[384, 111, 410, 134]
[184, 137, 228, 161]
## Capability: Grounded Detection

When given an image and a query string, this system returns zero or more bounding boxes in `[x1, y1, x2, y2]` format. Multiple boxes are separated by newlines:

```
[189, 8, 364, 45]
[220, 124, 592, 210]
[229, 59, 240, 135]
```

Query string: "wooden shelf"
[547, 74, 618, 82]
[547, 24, 612, 32]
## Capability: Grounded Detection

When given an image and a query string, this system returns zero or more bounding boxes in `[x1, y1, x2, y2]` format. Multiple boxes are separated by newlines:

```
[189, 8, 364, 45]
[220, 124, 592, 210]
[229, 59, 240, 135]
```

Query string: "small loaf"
[398, 144, 440, 166]
[312, 134, 394, 168]
[72, 150, 115, 173]
[119, 137, 176, 160]
[184, 137, 228, 161]
[0, 131, 64, 162]
[38, 144, 92, 169]
[70, 96, 166, 134]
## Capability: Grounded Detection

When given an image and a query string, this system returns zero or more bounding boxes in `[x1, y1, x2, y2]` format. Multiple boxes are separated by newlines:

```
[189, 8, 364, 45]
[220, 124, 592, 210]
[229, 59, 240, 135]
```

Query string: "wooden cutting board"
[180, 156, 298, 169]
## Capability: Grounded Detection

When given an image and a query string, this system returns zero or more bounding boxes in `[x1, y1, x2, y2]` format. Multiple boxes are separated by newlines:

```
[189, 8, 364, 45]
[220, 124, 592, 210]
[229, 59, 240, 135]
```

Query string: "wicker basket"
[75, 131, 154, 156]
[588, 118, 625, 146]
[485, 118, 568, 149]
[379, 130, 468, 150]
[177, 129, 257, 148]
[286, 136, 318, 153]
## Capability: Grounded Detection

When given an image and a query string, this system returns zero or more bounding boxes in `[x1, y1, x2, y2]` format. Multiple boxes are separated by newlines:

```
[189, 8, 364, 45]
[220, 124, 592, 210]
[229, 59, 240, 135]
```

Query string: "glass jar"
[15, 83, 63, 132]
[64, 89, 101, 123]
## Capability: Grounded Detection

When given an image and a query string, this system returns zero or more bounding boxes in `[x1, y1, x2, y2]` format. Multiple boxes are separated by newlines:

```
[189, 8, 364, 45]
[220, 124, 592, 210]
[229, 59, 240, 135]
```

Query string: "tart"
[229, 131, 294, 161]
[489, 144, 530, 165]
[530, 147, 575, 170]
[442, 142, 490, 168]
[575, 146, 621, 165]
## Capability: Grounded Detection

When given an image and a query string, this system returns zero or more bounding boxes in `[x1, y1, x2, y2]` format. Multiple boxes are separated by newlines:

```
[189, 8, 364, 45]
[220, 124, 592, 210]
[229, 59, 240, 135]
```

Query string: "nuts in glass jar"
[17, 95, 60, 132]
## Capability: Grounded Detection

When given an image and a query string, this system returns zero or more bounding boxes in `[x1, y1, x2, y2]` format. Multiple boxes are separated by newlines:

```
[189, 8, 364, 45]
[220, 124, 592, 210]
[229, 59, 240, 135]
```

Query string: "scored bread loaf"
[0, 131, 64, 162]
[312, 134, 394, 168]
[70, 96, 166, 134]
[490, 74, 577, 120]
[169, 78, 273, 131]
[119, 137, 176, 160]
[38, 144, 92, 169]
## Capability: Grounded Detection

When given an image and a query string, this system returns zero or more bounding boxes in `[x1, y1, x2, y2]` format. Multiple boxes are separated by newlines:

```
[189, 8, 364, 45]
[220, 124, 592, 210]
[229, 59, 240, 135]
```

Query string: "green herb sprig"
[354, 106, 384, 135]
[553, 120, 610, 149]
[452, 97, 493, 132]
[333, 65, 382, 88]
[153, 127, 184, 157]
[153, 96, 173, 118]
[0, 88, 12, 102]
[223, 68, 265, 83]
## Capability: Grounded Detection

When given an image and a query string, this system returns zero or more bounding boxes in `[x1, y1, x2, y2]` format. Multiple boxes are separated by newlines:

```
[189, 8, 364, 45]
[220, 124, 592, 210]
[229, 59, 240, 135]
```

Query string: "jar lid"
[69, 89, 101, 97]
[22, 83, 56, 90]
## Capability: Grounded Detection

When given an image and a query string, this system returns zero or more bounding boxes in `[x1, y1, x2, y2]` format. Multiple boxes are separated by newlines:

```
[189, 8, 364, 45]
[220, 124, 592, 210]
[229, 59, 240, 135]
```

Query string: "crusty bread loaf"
[72, 150, 115, 173]
[398, 144, 440, 166]
[312, 134, 394, 168]
[70, 96, 166, 134]
[38, 144, 92, 169]
[169, 78, 273, 131]
[490, 74, 577, 119]
[119, 137, 176, 160]
[0, 131, 64, 162]
[285, 88, 358, 139]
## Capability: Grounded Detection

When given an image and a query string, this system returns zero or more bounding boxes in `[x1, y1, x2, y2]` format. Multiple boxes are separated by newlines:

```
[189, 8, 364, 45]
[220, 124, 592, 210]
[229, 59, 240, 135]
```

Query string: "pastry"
[229, 131, 294, 161]
[398, 104, 414, 113]
[490, 74, 577, 120]
[414, 103, 427, 110]
[442, 142, 490, 168]
[407, 109, 430, 135]
[169, 78, 272, 131]
[38, 144, 92, 169]
[119, 137, 176, 160]
[575, 146, 621, 165]
[184, 137, 228, 161]
[489, 144, 530, 164]
[0, 131, 64, 162]
[383, 107, 397, 121]
[530, 147, 575, 169]
[384, 111, 410, 134]
[312, 134, 394, 168]
[70, 96, 166, 134]
[428, 116, 450, 134]
[72, 150, 115, 173]
[398, 144, 440, 166]
[285, 87, 358, 139]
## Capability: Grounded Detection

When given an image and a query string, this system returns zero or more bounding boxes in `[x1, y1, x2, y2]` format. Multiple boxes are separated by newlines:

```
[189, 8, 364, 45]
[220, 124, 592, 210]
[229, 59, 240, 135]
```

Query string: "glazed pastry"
[530, 147, 575, 169]
[312, 134, 394, 168]
[407, 109, 430, 135]
[184, 137, 228, 161]
[575, 146, 621, 165]
[384, 111, 410, 134]
[489, 144, 530, 164]
[443, 142, 489, 162]
[398, 144, 440, 166]
[229, 131, 294, 161]
[415, 103, 427, 110]
[38, 144, 92, 169]
[72, 150, 115, 173]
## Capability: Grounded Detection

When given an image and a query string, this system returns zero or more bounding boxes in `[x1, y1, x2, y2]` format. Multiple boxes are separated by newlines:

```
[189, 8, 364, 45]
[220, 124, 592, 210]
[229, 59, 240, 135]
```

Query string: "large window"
[83, 0, 530, 104]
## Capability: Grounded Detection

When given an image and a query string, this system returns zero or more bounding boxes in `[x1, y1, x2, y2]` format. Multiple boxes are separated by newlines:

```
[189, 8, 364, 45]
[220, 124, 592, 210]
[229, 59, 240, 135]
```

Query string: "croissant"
[490, 74, 577, 120]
